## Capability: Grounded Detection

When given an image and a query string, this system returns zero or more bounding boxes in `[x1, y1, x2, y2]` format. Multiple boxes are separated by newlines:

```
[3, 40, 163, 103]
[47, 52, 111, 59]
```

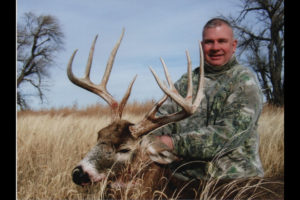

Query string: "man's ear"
[232, 39, 238, 53]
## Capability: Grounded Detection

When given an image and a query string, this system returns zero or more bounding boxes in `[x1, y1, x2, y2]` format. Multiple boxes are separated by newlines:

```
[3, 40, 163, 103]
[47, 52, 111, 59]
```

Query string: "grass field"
[17, 102, 284, 199]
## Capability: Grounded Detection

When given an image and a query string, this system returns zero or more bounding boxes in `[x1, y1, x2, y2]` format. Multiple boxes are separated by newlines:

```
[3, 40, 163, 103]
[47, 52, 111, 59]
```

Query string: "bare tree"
[224, 0, 284, 106]
[17, 12, 64, 110]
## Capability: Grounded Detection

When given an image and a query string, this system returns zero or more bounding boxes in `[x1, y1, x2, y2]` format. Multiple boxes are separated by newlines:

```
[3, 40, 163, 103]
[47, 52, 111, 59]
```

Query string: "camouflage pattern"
[154, 56, 264, 181]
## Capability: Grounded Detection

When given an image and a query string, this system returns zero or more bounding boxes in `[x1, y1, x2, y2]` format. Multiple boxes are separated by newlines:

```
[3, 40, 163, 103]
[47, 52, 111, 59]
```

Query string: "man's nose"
[211, 42, 221, 50]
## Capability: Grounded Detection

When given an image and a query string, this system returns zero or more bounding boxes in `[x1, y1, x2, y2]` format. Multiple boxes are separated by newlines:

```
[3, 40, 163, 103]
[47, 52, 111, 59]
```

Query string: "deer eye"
[117, 148, 131, 153]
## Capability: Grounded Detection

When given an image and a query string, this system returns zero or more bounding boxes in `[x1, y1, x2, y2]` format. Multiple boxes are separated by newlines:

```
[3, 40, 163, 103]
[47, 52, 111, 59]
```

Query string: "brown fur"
[97, 119, 134, 148]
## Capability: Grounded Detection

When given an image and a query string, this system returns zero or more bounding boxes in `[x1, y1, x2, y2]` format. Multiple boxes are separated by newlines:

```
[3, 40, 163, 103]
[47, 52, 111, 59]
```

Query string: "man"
[147, 18, 264, 181]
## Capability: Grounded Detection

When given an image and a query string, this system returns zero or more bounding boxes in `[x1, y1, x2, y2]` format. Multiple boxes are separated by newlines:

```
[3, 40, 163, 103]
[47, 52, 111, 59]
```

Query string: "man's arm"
[155, 68, 263, 161]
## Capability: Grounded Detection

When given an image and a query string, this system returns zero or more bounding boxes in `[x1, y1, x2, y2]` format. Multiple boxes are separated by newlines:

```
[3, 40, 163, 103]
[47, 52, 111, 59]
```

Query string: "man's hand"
[141, 135, 178, 164]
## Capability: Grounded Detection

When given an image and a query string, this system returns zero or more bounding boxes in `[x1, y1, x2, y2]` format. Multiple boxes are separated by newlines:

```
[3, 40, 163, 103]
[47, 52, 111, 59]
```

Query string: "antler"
[67, 29, 137, 121]
[130, 41, 205, 138]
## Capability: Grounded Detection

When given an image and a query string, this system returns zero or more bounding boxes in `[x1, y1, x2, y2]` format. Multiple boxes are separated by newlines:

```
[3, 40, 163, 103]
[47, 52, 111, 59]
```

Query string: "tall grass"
[17, 103, 284, 199]
[258, 105, 284, 178]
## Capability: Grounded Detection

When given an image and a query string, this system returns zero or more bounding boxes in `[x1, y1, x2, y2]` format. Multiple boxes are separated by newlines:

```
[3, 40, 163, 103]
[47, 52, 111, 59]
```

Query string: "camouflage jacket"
[155, 56, 264, 181]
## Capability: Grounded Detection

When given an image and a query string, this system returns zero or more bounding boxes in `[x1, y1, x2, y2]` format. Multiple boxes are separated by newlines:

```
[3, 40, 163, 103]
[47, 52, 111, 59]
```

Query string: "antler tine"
[149, 65, 193, 114]
[67, 34, 116, 108]
[191, 41, 205, 112]
[130, 43, 205, 138]
[67, 29, 135, 120]
[186, 50, 193, 104]
[149, 48, 195, 114]
[146, 95, 168, 119]
[159, 57, 174, 89]
[100, 28, 125, 89]
[84, 35, 99, 79]
[67, 35, 98, 85]
[118, 74, 137, 119]
[67, 49, 79, 83]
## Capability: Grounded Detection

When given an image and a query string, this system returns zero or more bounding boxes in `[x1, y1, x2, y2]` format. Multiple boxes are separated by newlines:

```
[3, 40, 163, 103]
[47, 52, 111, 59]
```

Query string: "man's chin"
[206, 59, 226, 67]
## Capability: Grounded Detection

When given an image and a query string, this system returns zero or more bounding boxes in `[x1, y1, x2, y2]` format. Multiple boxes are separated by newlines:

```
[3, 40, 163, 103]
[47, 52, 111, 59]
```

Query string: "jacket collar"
[204, 56, 238, 77]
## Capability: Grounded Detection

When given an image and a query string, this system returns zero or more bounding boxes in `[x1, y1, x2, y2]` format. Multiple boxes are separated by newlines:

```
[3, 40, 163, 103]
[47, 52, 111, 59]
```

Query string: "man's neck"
[204, 55, 238, 75]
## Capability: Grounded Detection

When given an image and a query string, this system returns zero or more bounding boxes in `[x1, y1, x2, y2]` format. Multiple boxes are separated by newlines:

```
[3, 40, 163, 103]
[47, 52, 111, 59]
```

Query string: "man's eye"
[204, 40, 213, 44]
[218, 39, 228, 43]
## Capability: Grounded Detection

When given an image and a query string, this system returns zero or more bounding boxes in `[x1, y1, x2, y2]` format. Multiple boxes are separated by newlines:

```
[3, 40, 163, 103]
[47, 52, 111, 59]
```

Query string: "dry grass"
[18, 100, 155, 118]
[258, 105, 284, 178]
[17, 102, 284, 199]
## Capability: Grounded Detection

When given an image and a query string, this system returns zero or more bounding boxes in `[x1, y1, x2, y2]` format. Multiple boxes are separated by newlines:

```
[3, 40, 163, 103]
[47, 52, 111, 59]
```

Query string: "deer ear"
[141, 135, 179, 164]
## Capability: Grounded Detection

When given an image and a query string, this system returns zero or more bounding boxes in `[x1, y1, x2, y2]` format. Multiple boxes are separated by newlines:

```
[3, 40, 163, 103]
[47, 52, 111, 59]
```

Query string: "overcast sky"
[17, 0, 242, 110]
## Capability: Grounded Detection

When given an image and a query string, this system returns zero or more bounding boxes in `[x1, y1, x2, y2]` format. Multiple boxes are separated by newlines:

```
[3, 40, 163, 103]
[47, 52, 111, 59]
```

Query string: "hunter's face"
[202, 24, 237, 67]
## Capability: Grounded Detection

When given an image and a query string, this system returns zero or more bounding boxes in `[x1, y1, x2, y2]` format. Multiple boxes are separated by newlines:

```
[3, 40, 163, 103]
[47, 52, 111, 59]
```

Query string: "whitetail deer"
[68, 29, 204, 195]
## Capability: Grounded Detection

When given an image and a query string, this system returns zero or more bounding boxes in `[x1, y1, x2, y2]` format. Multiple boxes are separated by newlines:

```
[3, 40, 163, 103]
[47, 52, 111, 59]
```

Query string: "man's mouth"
[209, 54, 224, 59]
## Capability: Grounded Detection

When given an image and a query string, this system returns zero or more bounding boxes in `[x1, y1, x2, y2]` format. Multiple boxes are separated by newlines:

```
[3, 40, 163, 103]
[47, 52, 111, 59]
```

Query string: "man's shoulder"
[230, 64, 262, 93]
[231, 64, 257, 81]
[232, 63, 254, 74]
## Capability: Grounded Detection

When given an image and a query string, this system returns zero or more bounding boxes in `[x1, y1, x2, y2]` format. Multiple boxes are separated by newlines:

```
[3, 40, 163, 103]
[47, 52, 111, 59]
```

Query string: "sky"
[17, 0, 242, 110]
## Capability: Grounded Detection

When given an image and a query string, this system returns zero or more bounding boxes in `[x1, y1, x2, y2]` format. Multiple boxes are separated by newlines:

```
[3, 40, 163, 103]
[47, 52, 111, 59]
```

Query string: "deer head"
[68, 29, 205, 186]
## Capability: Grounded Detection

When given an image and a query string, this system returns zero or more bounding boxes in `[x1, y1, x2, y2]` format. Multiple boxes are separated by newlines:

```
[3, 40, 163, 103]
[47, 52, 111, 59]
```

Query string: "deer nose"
[72, 166, 91, 186]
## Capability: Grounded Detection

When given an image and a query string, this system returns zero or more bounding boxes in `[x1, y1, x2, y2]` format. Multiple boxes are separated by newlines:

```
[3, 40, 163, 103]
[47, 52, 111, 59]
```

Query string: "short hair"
[202, 18, 234, 37]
